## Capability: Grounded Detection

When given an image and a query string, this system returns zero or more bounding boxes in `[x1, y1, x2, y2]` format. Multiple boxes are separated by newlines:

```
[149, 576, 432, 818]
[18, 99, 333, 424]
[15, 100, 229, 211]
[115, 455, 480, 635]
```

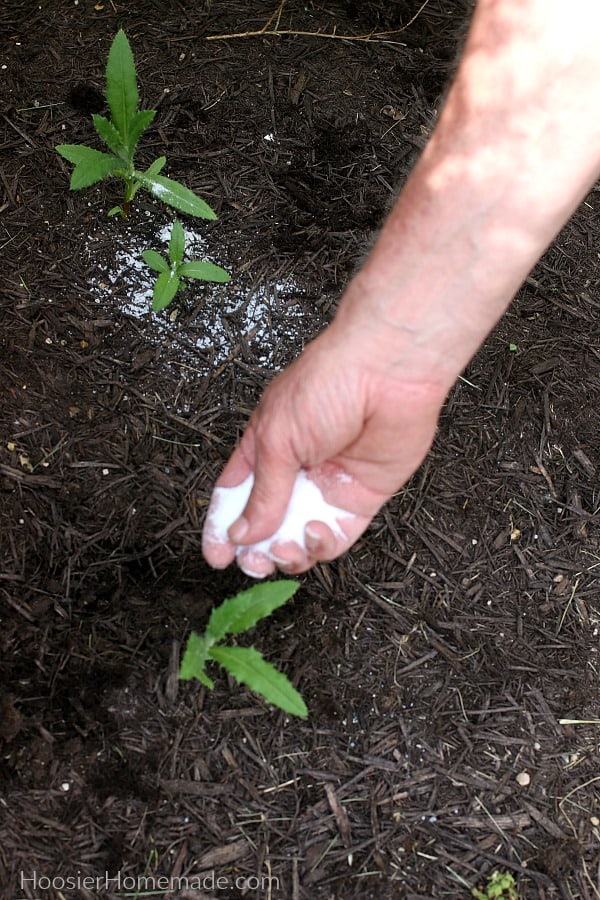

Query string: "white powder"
[205, 469, 356, 575]
[150, 182, 168, 198]
[86, 213, 314, 377]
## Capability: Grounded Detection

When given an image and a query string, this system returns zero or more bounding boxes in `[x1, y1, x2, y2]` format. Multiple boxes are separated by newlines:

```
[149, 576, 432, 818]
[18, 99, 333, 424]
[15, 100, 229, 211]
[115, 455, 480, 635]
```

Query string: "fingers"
[202, 471, 253, 569]
[228, 441, 298, 545]
[202, 417, 300, 571]
[304, 519, 340, 561]
[204, 466, 377, 578]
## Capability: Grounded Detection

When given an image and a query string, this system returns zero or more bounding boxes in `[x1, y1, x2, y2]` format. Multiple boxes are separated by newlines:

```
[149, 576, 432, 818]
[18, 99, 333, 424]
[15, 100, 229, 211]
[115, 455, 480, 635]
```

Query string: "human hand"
[202, 319, 447, 577]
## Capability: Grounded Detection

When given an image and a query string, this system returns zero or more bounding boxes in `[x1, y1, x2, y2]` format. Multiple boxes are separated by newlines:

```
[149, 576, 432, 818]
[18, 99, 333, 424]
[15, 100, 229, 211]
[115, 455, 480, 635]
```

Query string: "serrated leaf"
[169, 220, 185, 265]
[136, 172, 218, 219]
[126, 108, 156, 155]
[179, 631, 214, 688]
[152, 269, 181, 311]
[56, 144, 122, 189]
[92, 113, 127, 160]
[206, 581, 299, 644]
[196, 669, 215, 689]
[209, 645, 307, 717]
[105, 29, 139, 149]
[141, 249, 169, 274]
[145, 156, 167, 177]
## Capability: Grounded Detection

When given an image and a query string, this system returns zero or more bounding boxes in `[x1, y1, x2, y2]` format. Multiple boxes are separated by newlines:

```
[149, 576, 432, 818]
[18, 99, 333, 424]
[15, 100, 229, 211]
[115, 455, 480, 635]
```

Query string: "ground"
[1, 2, 599, 898]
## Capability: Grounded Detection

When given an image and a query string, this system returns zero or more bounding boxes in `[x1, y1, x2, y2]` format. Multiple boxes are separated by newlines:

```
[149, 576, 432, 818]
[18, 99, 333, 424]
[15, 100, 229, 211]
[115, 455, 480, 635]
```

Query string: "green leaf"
[196, 669, 215, 689]
[105, 29, 139, 149]
[56, 144, 122, 189]
[179, 631, 215, 688]
[92, 114, 127, 160]
[169, 220, 186, 265]
[107, 205, 124, 217]
[209, 645, 308, 717]
[206, 581, 299, 644]
[141, 249, 169, 274]
[127, 108, 156, 154]
[136, 172, 218, 219]
[128, 177, 144, 202]
[145, 156, 167, 177]
[152, 269, 181, 311]
[179, 260, 231, 283]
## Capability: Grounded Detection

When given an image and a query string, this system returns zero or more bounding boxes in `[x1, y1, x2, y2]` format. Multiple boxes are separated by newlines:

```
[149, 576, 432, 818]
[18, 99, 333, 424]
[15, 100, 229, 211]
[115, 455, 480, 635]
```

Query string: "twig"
[207, 0, 432, 43]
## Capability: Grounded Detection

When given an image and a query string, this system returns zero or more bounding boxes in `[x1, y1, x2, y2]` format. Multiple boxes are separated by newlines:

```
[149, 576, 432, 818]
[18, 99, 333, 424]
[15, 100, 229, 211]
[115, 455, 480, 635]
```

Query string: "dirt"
[1, 1, 599, 898]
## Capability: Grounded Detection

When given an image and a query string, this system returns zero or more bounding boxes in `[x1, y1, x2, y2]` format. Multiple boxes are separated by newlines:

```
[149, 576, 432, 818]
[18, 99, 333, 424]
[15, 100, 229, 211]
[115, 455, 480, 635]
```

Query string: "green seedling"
[472, 870, 519, 900]
[142, 220, 230, 312]
[179, 580, 308, 718]
[56, 29, 216, 220]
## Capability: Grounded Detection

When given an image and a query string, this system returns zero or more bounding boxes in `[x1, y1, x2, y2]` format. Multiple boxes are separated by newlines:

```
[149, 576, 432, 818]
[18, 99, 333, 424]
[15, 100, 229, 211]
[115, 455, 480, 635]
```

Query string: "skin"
[203, 0, 600, 577]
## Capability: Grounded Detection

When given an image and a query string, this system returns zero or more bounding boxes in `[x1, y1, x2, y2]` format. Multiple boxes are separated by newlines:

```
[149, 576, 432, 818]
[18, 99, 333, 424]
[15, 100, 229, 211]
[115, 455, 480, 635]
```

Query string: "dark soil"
[1, 2, 599, 898]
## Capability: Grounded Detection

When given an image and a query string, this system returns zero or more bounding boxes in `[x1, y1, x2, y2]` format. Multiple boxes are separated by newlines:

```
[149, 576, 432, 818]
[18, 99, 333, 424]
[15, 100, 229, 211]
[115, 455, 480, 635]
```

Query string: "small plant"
[179, 580, 308, 718]
[472, 870, 519, 900]
[142, 220, 230, 312]
[56, 29, 216, 220]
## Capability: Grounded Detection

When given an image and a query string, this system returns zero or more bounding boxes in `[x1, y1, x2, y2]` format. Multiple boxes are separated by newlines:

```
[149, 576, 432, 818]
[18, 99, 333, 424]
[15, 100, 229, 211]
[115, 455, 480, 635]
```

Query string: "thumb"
[229, 443, 299, 545]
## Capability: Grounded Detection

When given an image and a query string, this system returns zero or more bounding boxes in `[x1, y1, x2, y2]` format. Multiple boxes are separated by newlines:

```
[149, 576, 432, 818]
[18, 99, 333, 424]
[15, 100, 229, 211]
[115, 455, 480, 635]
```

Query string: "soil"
[1, 2, 599, 898]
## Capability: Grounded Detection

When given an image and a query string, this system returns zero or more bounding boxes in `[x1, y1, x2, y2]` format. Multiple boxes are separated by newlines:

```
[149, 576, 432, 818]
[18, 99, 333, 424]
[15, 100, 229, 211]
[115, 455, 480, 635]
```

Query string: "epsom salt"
[205, 469, 355, 575]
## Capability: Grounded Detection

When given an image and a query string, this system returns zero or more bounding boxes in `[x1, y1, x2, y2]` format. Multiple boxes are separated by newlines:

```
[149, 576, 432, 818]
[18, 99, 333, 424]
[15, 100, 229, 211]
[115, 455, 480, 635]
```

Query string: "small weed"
[179, 581, 308, 718]
[56, 30, 216, 220]
[472, 870, 519, 900]
[142, 220, 230, 311]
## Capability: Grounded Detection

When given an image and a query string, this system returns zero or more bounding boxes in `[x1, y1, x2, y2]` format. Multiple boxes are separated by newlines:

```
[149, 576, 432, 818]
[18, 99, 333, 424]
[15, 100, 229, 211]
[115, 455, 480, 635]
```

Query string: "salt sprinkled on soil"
[86, 215, 316, 376]
[205, 470, 356, 574]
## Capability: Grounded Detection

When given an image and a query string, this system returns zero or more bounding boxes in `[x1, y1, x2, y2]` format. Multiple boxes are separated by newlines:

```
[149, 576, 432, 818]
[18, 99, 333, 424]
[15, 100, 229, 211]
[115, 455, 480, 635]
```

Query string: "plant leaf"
[179, 631, 214, 688]
[145, 156, 167, 177]
[179, 260, 231, 283]
[126, 108, 156, 155]
[209, 645, 307, 717]
[128, 178, 144, 201]
[136, 172, 218, 219]
[141, 249, 169, 274]
[92, 114, 127, 160]
[206, 581, 299, 644]
[56, 144, 122, 189]
[105, 29, 139, 150]
[169, 220, 185, 265]
[152, 269, 181, 311]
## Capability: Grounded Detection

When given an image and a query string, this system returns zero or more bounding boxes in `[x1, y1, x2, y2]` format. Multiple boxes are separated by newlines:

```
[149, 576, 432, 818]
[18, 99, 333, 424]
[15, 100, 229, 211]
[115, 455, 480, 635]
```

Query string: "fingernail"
[305, 525, 321, 552]
[229, 516, 249, 543]
[239, 565, 267, 579]
[270, 554, 293, 567]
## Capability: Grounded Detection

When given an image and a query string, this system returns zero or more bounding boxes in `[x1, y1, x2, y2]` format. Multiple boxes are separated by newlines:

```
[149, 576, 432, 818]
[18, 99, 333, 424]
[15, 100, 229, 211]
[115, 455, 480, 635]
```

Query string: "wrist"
[329, 280, 460, 400]
[333, 262, 494, 395]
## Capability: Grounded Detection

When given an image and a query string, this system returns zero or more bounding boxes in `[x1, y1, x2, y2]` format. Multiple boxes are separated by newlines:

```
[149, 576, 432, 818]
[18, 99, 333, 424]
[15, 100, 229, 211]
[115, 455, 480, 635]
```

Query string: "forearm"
[335, 0, 600, 390]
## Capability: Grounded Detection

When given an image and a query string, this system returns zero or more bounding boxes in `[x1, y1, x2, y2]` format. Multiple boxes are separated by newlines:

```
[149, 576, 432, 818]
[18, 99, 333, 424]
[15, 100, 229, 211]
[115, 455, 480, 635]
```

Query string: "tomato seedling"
[179, 580, 308, 718]
[142, 220, 230, 311]
[56, 30, 216, 220]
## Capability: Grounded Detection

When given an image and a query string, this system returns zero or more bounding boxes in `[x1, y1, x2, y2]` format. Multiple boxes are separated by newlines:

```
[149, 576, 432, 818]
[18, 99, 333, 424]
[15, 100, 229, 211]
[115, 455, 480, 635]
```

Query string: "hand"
[202, 318, 446, 576]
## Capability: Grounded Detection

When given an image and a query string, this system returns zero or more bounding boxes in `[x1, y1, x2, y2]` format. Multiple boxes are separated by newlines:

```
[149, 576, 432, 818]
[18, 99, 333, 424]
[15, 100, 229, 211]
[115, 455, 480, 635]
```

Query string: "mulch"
[1, 1, 598, 897]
